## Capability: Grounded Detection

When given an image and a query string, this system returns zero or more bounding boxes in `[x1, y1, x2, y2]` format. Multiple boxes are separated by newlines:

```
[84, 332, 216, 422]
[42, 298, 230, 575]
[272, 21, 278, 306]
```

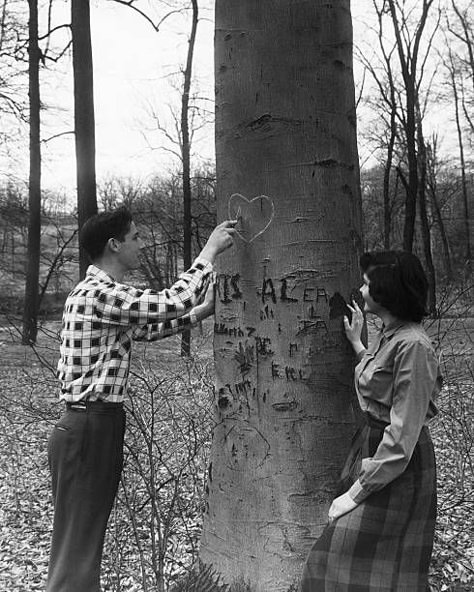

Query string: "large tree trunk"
[181, 0, 198, 357]
[22, 0, 41, 345]
[72, 0, 97, 278]
[199, 2, 362, 589]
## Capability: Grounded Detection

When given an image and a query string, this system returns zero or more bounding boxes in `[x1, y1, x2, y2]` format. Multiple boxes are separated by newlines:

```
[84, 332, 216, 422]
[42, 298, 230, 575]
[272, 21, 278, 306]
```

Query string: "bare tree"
[180, 0, 199, 357]
[416, 103, 437, 314]
[21, 0, 41, 344]
[425, 135, 454, 281]
[72, 0, 97, 278]
[0, 0, 28, 140]
[356, 5, 400, 249]
[448, 0, 474, 134]
[443, 14, 472, 273]
[357, 0, 441, 259]
[200, 1, 362, 588]
[386, 0, 439, 252]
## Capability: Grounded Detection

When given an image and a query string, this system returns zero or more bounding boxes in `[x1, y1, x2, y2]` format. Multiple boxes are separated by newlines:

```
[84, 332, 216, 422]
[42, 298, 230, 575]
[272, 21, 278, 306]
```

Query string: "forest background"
[0, 0, 472, 591]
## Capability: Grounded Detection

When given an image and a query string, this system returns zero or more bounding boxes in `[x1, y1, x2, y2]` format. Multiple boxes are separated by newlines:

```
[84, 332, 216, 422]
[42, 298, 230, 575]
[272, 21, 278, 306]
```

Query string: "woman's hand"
[328, 491, 358, 523]
[343, 300, 367, 359]
[344, 300, 364, 343]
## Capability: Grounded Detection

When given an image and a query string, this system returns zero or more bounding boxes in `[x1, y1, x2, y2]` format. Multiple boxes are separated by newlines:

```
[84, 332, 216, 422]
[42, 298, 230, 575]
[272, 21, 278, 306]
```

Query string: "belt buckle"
[70, 402, 87, 411]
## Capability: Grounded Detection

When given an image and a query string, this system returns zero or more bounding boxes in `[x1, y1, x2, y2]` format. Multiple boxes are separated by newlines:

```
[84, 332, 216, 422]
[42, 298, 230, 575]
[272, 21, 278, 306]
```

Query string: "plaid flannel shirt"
[57, 258, 212, 403]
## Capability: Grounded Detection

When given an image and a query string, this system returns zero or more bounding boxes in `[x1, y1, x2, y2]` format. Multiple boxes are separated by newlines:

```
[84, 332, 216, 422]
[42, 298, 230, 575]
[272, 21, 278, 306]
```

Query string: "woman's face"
[359, 273, 382, 315]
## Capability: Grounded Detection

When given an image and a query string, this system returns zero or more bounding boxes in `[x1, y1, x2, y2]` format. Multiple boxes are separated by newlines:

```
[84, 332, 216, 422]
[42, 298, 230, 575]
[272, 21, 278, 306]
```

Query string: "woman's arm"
[329, 338, 438, 521]
[347, 339, 438, 504]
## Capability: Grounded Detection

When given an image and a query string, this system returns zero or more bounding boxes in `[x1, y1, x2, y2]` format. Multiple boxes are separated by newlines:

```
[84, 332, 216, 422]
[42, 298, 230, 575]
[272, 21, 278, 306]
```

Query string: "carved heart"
[228, 193, 275, 243]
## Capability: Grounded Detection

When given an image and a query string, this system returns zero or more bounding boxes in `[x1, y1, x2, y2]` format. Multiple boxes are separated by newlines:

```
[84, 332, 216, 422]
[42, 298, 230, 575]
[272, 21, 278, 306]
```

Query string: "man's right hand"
[200, 220, 237, 263]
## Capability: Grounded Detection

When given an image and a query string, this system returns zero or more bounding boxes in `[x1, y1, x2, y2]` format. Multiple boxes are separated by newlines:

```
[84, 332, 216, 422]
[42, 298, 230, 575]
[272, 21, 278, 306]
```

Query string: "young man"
[46, 206, 236, 592]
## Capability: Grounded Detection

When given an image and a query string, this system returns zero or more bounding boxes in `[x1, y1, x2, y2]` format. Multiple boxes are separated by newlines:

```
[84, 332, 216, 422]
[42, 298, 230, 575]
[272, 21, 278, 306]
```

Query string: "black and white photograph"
[0, 1, 472, 590]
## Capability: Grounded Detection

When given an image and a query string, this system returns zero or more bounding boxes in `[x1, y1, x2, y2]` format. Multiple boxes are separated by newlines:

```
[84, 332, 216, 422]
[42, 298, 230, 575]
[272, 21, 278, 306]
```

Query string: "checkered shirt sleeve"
[132, 310, 199, 342]
[57, 258, 212, 402]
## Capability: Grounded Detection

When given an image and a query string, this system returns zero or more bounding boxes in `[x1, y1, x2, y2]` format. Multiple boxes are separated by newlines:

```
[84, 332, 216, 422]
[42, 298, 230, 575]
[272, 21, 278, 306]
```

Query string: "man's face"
[116, 221, 145, 270]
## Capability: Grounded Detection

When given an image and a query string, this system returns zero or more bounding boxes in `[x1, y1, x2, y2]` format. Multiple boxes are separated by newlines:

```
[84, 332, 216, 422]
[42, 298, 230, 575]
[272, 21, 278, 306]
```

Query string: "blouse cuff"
[356, 348, 368, 362]
[348, 479, 369, 504]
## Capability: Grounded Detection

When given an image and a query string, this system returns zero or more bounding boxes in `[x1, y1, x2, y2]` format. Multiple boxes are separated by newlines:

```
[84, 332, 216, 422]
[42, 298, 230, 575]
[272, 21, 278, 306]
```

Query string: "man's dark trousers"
[46, 401, 126, 592]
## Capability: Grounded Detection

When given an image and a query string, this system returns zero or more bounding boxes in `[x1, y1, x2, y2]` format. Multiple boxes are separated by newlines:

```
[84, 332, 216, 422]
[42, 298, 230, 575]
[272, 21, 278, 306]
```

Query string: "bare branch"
[38, 23, 71, 42]
[41, 131, 74, 143]
[42, 39, 72, 63]
[107, 0, 184, 33]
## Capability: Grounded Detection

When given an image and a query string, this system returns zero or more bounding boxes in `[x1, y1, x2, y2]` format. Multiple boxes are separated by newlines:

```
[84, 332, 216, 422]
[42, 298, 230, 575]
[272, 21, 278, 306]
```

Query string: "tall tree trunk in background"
[450, 0, 474, 134]
[416, 107, 436, 314]
[382, 107, 396, 249]
[181, 0, 198, 357]
[387, 0, 416, 252]
[357, 6, 399, 251]
[428, 189, 453, 282]
[400, 87, 418, 253]
[447, 47, 472, 275]
[426, 141, 453, 282]
[386, 0, 436, 252]
[22, 0, 41, 345]
[199, 1, 362, 589]
[72, 0, 97, 278]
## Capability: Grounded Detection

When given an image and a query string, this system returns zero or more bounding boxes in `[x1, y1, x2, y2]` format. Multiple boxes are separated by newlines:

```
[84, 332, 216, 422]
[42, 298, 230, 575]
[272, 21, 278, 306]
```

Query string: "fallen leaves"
[0, 321, 473, 591]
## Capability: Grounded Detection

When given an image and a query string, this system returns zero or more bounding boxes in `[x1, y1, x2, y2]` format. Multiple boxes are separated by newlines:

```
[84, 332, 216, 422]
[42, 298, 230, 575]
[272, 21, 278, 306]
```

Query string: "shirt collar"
[86, 264, 116, 284]
[381, 319, 417, 339]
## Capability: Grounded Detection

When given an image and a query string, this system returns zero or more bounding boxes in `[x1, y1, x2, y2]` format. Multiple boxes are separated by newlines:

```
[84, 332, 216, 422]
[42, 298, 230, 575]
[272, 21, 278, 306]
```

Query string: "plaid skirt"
[301, 415, 437, 591]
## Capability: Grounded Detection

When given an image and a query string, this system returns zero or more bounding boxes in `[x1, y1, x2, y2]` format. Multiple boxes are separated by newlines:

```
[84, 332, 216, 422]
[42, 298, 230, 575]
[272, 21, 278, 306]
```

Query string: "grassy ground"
[0, 316, 473, 591]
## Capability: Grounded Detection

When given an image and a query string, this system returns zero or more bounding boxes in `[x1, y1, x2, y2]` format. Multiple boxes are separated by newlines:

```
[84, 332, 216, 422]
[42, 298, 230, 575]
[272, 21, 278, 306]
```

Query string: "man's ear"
[107, 237, 121, 253]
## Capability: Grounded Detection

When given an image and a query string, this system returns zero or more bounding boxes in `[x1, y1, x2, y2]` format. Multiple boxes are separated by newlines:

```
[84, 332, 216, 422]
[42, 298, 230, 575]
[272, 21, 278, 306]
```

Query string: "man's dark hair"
[360, 250, 428, 322]
[80, 206, 133, 262]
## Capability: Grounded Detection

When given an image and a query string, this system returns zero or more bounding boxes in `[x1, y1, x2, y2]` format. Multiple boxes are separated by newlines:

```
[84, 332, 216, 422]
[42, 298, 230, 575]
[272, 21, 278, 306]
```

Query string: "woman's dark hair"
[80, 206, 133, 262]
[360, 250, 428, 322]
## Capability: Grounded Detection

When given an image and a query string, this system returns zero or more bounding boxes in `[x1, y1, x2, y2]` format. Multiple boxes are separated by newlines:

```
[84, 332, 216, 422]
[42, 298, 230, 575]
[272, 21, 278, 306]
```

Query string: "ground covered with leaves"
[0, 317, 473, 591]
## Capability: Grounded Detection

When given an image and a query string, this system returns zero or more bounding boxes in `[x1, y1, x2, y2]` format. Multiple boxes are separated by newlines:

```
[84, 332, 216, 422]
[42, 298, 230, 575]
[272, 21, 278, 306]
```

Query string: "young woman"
[301, 251, 441, 591]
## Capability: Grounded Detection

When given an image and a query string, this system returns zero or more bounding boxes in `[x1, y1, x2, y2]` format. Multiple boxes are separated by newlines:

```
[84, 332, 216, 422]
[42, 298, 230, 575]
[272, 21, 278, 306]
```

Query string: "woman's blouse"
[348, 320, 441, 504]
